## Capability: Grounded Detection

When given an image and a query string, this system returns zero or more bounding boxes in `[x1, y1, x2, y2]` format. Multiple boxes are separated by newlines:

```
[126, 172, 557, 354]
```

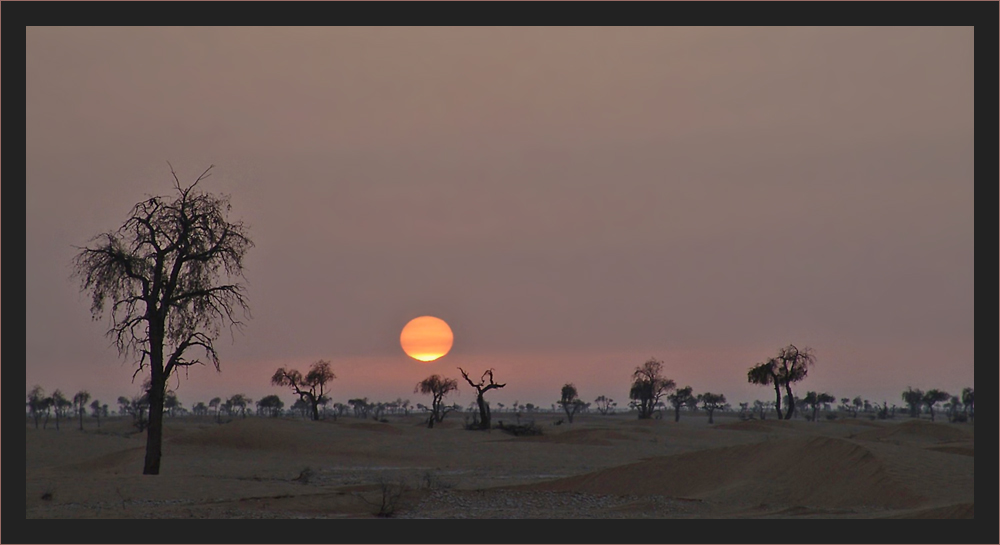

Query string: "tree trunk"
[783, 383, 795, 420]
[674, 405, 681, 422]
[144, 382, 165, 475]
[477, 394, 490, 429]
[708, 409, 714, 424]
[309, 396, 320, 421]
[773, 383, 782, 420]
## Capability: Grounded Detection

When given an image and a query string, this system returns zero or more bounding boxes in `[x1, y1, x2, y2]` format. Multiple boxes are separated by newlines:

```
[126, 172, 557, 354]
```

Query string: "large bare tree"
[458, 367, 505, 430]
[72, 165, 252, 475]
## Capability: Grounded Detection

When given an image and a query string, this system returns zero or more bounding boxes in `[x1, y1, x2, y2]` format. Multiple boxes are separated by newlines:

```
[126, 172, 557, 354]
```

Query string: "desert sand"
[25, 412, 974, 519]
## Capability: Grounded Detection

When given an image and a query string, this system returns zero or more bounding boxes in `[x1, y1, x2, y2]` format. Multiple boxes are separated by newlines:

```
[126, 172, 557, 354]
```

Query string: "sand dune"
[522, 435, 926, 511]
[26, 414, 973, 518]
[852, 419, 972, 444]
[511, 428, 634, 446]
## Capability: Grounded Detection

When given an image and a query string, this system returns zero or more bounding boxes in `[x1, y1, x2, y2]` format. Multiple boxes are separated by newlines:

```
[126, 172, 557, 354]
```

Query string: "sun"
[400, 316, 454, 362]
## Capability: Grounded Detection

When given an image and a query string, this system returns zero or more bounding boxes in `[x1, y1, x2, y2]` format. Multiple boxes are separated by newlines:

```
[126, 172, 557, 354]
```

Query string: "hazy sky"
[26, 27, 974, 411]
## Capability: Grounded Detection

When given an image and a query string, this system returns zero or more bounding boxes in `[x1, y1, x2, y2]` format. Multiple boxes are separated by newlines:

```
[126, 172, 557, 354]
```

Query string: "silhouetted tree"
[72, 166, 253, 474]
[922, 389, 950, 422]
[209, 397, 222, 421]
[961, 387, 974, 421]
[256, 395, 284, 417]
[291, 398, 311, 418]
[558, 384, 586, 424]
[415, 375, 459, 428]
[227, 394, 251, 418]
[27, 386, 47, 429]
[700, 393, 726, 424]
[348, 398, 371, 419]
[747, 358, 783, 419]
[901, 387, 924, 418]
[803, 392, 835, 422]
[89, 399, 104, 428]
[629, 358, 675, 420]
[51, 390, 72, 430]
[72, 391, 91, 430]
[774, 345, 814, 420]
[594, 395, 617, 415]
[667, 386, 695, 422]
[164, 390, 182, 417]
[192, 402, 208, 417]
[458, 367, 506, 430]
[271, 360, 336, 421]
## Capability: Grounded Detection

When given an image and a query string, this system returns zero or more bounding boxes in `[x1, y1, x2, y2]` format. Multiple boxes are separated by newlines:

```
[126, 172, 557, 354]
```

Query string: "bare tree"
[667, 386, 695, 422]
[558, 384, 586, 424]
[271, 360, 335, 421]
[414, 375, 459, 428]
[629, 358, 675, 420]
[700, 393, 726, 424]
[594, 395, 616, 415]
[73, 391, 92, 430]
[72, 165, 253, 474]
[458, 367, 506, 430]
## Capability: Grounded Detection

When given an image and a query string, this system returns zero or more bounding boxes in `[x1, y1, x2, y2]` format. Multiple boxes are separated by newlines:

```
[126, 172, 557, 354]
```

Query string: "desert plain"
[25, 412, 974, 519]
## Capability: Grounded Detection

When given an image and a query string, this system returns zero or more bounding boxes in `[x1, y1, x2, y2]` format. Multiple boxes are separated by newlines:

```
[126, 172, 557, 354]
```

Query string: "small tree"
[89, 399, 104, 428]
[803, 392, 836, 422]
[458, 367, 506, 430]
[922, 389, 950, 422]
[558, 384, 586, 424]
[51, 390, 72, 430]
[594, 395, 616, 415]
[227, 394, 251, 418]
[164, 390, 182, 417]
[960, 387, 974, 421]
[700, 393, 726, 424]
[271, 360, 336, 421]
[629, 358, 675, 420]
[72, 391, 92, 430]
[209, 397, 222, 421]
[747, 358, 783, 419]
[415, 375, 459, 428]
[901, 387, 924, 418]
[256, 395, 285, 418]
[72, 166, 253, 474]
[192, 402, 208, 417]
[27, 386, 47, 429]
[667, 386, 695, 422]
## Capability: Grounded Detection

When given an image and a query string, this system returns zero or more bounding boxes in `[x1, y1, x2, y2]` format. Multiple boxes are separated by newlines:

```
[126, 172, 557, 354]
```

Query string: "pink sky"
[26, 27, 974, 410]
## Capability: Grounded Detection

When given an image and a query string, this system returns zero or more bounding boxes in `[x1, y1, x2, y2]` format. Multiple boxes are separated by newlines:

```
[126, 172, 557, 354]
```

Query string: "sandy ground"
[25, 412, 973, 518]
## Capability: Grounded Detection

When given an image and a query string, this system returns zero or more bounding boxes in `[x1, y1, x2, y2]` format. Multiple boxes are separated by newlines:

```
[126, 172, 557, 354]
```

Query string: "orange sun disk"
[400, 316, 454, 362]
